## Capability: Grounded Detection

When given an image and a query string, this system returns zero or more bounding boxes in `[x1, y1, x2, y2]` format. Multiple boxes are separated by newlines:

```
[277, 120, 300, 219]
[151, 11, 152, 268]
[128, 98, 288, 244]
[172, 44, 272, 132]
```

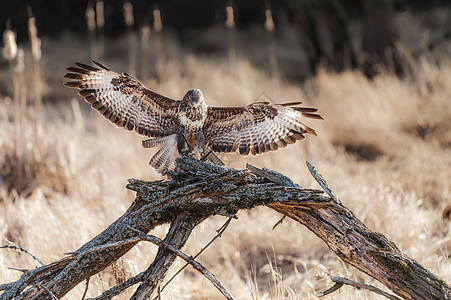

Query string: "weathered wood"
[129, 224, 234, 300]
[1, 156, 449, 300]
[130, 215, 205, 300]
[267, 162, 450, 300]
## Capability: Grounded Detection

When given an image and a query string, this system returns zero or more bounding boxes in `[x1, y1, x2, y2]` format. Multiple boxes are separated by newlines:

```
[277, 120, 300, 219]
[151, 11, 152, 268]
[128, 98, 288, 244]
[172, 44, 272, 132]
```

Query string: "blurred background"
[1, 1, 450, 299]
[2, 0, 451, 81]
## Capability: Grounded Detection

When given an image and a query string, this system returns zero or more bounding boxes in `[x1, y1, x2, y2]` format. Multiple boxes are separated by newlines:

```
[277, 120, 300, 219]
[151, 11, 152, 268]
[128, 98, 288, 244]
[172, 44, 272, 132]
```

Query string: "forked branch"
[1, 156, 449, 299]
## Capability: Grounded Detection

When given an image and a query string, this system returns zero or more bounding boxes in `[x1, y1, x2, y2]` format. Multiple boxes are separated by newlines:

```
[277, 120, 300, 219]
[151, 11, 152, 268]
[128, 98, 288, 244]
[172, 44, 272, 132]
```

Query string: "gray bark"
[1, 156, 449, 300]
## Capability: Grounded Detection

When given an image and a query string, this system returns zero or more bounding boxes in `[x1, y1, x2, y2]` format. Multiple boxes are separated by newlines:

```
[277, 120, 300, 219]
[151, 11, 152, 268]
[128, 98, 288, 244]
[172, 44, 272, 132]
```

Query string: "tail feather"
[148, 134, 179, 174]
[149, 147, 177, 173]
[143, 134, 177, 148]
[145, 134, 226, 174]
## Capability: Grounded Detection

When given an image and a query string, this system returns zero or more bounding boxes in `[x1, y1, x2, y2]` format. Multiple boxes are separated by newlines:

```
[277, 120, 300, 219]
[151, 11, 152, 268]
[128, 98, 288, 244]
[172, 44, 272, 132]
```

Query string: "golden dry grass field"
[1, 33, 450, 299]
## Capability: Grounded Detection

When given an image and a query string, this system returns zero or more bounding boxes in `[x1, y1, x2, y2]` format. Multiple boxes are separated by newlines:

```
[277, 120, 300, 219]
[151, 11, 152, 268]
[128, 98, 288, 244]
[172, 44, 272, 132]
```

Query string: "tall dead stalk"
[152, 8, 165, 80]
[140, 24, 151, 81]
[2, 29, 24, 186]
[27, 7, 43, 132]
[2, 30, 18, 125]
[16, 49, 26, 157]
[225, 3, 237, 66]
[264, 5, 279, 78]
[95, 1, 105, 61]
[123, 2, 137, 76]
[86, 2, 97, 59]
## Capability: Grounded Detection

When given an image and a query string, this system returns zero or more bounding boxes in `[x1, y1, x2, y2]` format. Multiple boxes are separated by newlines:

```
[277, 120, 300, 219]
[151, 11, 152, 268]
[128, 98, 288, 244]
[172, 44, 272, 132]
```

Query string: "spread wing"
[64, 61, 180, 138]
[203, 102, 322, 155]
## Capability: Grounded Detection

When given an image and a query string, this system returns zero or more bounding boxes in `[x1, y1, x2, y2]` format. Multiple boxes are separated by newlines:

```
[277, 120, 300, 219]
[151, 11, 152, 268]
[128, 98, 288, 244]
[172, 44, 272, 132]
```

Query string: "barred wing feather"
[64, 61, 180, 138]
[203, 102, 322, 156]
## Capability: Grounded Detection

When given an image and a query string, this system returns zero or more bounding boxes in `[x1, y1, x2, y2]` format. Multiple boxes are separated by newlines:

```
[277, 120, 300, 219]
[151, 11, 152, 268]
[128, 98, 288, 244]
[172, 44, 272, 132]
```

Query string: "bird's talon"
[239, 172, 253, 182]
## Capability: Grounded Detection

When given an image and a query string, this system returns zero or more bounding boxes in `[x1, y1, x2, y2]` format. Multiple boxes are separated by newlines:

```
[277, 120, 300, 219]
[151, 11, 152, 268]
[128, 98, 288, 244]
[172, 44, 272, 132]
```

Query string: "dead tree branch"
[129, 214, 206, 299]
[0, 245, 45, 266]
[318, 276, 401, 300]
[1, 156, 449, 299]
[129, 227, 234, 300]
[156, 216, 233, 297]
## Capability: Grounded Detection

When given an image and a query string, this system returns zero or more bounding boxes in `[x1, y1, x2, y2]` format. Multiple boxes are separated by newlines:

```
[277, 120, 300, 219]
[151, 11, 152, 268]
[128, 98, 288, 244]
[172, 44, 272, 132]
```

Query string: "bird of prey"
[64, 61, 322, 174]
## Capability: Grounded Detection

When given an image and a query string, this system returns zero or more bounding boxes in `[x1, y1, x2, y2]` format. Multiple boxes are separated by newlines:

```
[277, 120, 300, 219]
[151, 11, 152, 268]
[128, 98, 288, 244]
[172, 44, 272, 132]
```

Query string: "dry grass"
[0, 37, 450, 299]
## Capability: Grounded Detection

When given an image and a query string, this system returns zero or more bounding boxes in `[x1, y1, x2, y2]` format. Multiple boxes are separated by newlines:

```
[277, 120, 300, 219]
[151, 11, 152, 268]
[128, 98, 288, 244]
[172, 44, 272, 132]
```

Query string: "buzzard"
[64, 61, 322, 174]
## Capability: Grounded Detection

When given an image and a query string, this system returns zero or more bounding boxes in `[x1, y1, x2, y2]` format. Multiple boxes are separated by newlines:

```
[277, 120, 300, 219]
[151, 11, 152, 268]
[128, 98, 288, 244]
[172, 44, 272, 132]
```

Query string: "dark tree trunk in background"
[362, 0, 397, 78]
[296, 1, 324, 74]
[322, 0, 358, 70]
[295, 0, 357, 74]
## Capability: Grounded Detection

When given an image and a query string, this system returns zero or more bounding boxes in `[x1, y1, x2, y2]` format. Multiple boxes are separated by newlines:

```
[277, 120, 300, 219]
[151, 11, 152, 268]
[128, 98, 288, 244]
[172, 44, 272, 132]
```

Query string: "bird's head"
[183, 89, 204, 107]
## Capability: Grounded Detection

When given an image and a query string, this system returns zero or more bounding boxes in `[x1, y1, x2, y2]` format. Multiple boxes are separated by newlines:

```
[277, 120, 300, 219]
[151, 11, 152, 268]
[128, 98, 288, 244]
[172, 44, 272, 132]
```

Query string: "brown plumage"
[64, 61, 323, 174]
